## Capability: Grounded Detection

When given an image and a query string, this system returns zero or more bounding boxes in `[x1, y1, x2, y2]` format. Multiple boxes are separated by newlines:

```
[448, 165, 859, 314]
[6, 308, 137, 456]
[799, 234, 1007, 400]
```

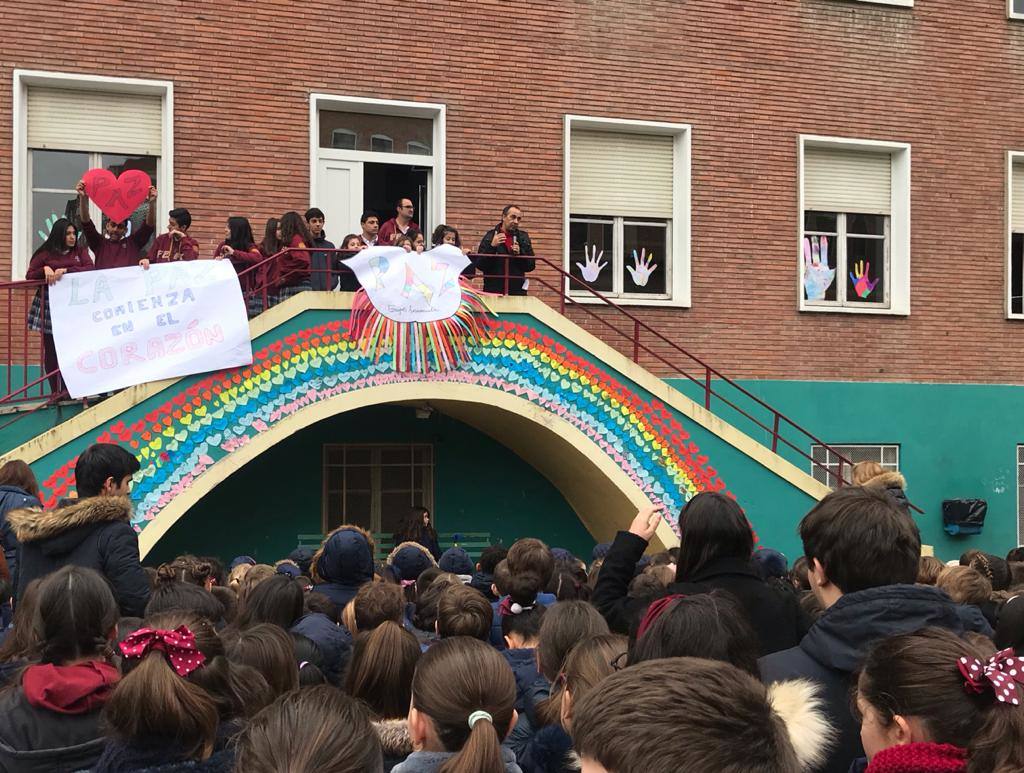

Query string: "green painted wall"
[668, 378, 1022, 562]
[148, 405, 595, 565]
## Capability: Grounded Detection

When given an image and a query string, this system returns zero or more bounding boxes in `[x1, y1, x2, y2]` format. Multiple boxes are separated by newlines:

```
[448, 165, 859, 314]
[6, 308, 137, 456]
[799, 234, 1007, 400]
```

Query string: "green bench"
[296, 531, 494, 562]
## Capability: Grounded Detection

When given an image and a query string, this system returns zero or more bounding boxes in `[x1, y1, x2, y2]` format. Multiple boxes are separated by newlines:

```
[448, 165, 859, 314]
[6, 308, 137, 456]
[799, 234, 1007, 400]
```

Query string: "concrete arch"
[137, 380, 677, 558]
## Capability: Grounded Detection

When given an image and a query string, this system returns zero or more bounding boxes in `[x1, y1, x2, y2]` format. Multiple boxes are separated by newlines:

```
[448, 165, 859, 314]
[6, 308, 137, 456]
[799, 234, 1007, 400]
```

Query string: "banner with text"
[50, 261, 253, 398]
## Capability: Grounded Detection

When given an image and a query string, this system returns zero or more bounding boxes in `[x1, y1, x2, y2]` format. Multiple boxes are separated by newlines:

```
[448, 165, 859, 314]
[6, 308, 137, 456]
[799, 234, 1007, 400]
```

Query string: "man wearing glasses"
[475, 204, 535, 295]
[377, 197, 420, 246]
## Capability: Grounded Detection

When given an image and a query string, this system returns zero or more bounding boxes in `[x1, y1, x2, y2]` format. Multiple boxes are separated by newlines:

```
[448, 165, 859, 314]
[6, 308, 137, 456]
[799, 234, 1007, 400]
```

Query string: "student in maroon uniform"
[25, 218, 94, 394]
[271, 211, 314, 304]
[140, 208, 199, 267]
[215, 216, 263, 278]
[75, 180, 157, 270]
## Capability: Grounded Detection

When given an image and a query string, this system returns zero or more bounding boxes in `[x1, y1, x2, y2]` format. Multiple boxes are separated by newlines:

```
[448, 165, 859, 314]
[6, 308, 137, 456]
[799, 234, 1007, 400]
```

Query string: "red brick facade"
[1, 0, 1022, 383]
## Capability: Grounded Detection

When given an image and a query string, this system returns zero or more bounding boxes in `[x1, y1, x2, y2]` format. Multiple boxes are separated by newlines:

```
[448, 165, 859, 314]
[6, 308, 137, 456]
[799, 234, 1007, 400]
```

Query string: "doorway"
[364, 163, 430, 238]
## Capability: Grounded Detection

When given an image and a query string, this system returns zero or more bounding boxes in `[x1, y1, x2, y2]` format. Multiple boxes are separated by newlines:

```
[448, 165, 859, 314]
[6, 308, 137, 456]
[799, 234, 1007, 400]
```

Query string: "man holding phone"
[475, 204, 535, 295]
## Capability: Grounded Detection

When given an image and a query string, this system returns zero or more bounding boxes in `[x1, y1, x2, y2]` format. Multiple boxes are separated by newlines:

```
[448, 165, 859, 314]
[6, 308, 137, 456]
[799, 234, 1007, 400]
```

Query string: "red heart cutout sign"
[82, 168, 152, 225]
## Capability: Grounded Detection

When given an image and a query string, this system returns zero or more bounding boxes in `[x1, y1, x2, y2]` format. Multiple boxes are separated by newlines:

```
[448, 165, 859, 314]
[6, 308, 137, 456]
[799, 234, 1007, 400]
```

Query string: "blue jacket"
[501, 648, 541, 715]
[0, 485, 41, 589]
[519, 725, 574, 773]
[759, 584, 992, 773]
[311, 528, 374, 610]
[490, 593, 557, 649]
[290, 612, 351, 686]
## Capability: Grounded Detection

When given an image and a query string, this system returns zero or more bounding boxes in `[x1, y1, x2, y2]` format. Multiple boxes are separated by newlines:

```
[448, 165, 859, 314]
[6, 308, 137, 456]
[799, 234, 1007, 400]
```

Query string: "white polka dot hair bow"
[958, 648, 1024, 705]
[119, 625, 207, 677]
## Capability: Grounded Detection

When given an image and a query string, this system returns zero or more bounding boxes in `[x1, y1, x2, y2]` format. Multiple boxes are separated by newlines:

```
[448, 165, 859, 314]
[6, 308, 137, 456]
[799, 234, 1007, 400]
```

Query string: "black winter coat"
[475, 226, 535, 295]
[0, 687, 105, 773]
[290, 611, 352, 686]
[592, 531, 810, 655]
[759, 584, 992, 773]
[0, 485, 41, 589]
[309, 234, 338, 291]
[7, 496, 149, 616]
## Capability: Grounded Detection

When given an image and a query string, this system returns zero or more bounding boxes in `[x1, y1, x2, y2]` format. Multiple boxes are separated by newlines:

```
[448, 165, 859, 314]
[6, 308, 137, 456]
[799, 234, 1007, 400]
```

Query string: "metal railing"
[0, 247, 859, 488]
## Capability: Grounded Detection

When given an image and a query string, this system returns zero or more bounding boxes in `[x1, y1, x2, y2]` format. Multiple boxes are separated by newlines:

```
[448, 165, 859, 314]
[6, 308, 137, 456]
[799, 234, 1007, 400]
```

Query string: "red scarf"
[866, 743, 967, 773]
[22, 661, 120, 714]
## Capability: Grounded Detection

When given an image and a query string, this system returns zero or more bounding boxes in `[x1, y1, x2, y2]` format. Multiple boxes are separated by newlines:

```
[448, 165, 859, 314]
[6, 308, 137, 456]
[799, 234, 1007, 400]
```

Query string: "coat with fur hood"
[311, 526, 376, 609]
[376, 718, 413, 772]
[7, 496, 148, 616]
[863, 471, 910, 514]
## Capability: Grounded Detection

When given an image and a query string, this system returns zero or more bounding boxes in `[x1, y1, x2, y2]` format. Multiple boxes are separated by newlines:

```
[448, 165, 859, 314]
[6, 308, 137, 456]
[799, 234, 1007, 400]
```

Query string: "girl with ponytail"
[856, 627, 1024, 772]
[96, 611, 273, 772]
[344, 620, 421, 769]
[0, 566, 118, 772]
[394, 637, 520, 773]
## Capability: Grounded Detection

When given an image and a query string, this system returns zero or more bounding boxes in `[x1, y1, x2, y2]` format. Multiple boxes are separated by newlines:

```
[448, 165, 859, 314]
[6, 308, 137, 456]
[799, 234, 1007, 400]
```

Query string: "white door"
[315, 159, 363, 242]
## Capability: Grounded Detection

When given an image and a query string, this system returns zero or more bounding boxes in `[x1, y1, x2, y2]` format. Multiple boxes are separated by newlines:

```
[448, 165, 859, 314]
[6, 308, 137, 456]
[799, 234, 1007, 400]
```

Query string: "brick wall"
[2, 0, 1023, 383]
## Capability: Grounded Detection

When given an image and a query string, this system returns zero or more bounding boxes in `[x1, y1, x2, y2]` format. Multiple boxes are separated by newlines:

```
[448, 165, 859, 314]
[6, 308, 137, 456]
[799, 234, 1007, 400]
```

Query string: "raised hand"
[575, 244, 608, 283]
[802, 236, 835, 301]
[850, 260, 879, 299]
[626, 248, 657, 287]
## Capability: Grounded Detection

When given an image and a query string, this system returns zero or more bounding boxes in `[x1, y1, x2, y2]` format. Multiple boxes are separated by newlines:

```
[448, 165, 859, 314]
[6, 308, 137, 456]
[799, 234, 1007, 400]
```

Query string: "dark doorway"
[364, 163, 430, 238]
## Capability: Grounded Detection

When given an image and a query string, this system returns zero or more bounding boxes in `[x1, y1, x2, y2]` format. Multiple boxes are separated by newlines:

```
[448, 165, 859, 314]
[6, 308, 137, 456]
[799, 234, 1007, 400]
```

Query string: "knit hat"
[865, 742, 967, 772]
[551, 548, 575, 563]
[287, 547, 315, 576]
[276, 561, 300, 579]
[387, 542, 437, 582]
[439, 547, 475, 577]
[229, 555, 256, 570]
[752, 548, 788, 580]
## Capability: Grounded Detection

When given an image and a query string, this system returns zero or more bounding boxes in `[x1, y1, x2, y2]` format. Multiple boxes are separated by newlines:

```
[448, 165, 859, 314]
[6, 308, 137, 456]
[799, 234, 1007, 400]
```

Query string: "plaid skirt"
[26, 290, 52, 335]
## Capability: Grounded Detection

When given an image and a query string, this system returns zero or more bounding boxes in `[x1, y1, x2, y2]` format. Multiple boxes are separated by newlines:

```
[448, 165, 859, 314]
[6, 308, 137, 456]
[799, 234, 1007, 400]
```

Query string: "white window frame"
[811, 443, 901, 489]
[407, 140, 430, 155]
[331, 128, 357, 149]
[803, 213, 891, 309]
[12, 70, 174, 280]
[1010, 0, 1024, 20]
[1006, 151, 1024, 319]
[798, 135, 911, 316]
[563, 115, 691, 308]
[369, 133, 394, 153]
[309, 94, 446, 231]
[850, 0, 913, 7]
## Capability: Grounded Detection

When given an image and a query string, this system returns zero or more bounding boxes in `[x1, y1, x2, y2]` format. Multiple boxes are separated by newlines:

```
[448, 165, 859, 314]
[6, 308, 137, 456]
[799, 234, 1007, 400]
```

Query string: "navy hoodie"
[0, 485, 41, 588]
[759, 584, 992, 773]
[311, 529, 374, 610]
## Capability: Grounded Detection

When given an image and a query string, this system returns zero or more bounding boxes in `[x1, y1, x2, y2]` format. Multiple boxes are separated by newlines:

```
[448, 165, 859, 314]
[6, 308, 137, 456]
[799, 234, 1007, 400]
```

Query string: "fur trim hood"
[374, 718, 413, 758]
[386, 541, 438, 580]
[311, 524, 376, 585]
[6, 496, 132, 543]
[865, 471, 907, 491]
[767, 679, 836, 771]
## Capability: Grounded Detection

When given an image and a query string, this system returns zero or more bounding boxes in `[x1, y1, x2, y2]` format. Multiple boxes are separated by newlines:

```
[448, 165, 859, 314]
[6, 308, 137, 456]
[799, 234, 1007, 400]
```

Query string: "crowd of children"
[0, 447, 1022, 771]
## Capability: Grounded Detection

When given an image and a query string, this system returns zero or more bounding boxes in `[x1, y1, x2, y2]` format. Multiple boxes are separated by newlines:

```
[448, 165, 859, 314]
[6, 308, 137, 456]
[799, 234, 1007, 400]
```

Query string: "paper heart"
[82, 168, 152, 225]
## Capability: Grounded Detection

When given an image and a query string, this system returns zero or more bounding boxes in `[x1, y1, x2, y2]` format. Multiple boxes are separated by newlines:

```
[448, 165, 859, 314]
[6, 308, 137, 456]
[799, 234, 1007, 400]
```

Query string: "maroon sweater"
[82, 219, 154, 270]
[145, 232, 199, 263]
[276, 234, 311, 287]
[26, 243, 94, 280]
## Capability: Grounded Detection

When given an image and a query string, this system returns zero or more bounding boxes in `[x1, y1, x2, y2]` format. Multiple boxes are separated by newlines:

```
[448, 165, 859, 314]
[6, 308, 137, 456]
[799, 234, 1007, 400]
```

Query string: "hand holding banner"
[49, 261, 253, 398]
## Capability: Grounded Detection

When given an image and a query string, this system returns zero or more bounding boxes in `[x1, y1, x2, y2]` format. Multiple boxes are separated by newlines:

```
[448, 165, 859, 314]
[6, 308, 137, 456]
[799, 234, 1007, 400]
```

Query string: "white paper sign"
[49, 261, 253, 398]
[345, 244, 470, 322]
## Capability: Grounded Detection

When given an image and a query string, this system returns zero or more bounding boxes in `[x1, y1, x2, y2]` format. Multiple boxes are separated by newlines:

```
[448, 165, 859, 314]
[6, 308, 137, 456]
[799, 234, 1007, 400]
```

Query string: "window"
[800, 137, 911, 315]
[565, 117, 691, 305]
[1011, 0, 1024, 20]
[370, 134, 394, 153]
[851, 0, 913, 6]
[811, 444, 900, 489]
[13, 72, 172, 277]
[331, 129, 357, 150]
[407, 140, 430, 155]
[322, 444, 434, 533]
[1008, 155, 1024, 317]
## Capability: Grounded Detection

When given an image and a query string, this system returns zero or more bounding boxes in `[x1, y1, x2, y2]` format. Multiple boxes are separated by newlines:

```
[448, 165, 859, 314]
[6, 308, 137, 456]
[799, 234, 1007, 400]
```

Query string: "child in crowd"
[386, 540, 438, 597]
[855, 627, 1024, 772]
[918, 555, 946, 585]
[490, 538, 557, 649]
[470, 545, 507, 601]
[413, 231, 426, 252]
[573, 657, 833, 773]
[310, 525, 375, 609]
[500, 575, 546, 713]
[25, 218, 94, 393]
[0, 460, 42, 588]
[76, 179, 157, 270]
[141, 207, 199, 267]
[234, 572, 304, 630]
[395, 233, 414, 252]
[305, 207, 337, 291]
[435, 584, 493, 640]
[352, 581, 406, 635]
[439, 546, 475, 583]
[344, 620, 421, 770]
[226, 624, 298, 699]
[394, 637, 520, 773]
[271, 211, 314, 301]
[234, 686, 383, 772]
[0, 567, 119, 772]
[215, 216, 263, 298]
[337, 233, 366, 290]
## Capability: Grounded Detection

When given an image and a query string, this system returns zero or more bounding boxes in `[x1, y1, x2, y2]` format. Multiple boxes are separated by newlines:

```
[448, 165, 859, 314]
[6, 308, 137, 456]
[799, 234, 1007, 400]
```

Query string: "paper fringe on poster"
[348, 281, 495, 373]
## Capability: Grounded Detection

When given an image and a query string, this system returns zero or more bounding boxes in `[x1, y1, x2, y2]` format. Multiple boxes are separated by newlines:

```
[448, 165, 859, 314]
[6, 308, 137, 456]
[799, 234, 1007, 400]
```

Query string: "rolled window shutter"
[27, 87, 162, 156]
[570, 130, 674, 218]
[1012, 162, 1024, 232]
[804, 147, 891, 215]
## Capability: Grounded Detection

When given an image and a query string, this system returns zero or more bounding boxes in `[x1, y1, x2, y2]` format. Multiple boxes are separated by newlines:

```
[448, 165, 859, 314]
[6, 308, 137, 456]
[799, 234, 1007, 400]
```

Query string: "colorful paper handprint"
[626, 249, 657, 287]
[575, 244, 607, 283]
[802, 236, 835, 301]
[849, 260, 879, 299]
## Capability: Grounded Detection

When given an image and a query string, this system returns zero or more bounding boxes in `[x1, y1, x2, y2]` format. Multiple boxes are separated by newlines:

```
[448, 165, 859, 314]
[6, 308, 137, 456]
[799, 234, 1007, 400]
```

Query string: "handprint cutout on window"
[575, 244, 607, 283]
[849, 260, 879, 299]
[802, 236, 836, 301]
[626, 248, 657, 287]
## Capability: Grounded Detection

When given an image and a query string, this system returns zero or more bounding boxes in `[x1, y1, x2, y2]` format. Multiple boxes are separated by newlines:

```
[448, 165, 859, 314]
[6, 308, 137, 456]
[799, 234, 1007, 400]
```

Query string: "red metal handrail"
[0, 247, 862, 492]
